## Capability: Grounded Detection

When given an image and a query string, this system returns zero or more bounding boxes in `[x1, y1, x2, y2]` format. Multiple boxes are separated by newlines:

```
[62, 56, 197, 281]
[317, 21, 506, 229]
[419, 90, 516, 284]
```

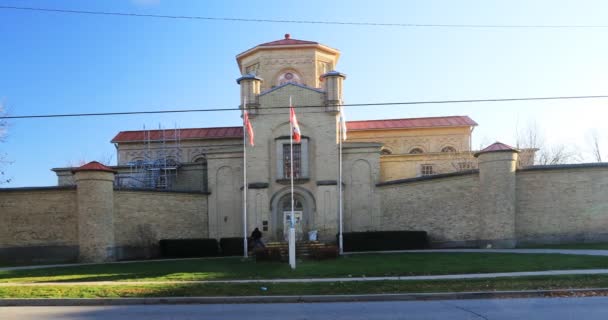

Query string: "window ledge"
[276, 178, 310, 185]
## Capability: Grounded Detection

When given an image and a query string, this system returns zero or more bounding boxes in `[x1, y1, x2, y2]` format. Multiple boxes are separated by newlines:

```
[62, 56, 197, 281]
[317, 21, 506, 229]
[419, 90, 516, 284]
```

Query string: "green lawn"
[2, 252, 608, 283]
[1, 275, 607, 298]
[518, 243, 608, 250]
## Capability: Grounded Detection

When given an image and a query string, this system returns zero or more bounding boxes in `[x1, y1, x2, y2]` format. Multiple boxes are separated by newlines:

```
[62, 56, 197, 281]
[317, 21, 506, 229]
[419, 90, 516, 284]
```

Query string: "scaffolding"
[116, 124, 182, 190]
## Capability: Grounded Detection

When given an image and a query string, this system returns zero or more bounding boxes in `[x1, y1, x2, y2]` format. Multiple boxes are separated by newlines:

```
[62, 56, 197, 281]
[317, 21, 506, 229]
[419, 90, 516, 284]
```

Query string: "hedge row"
[341, 231, 428, 252]
[159, 237, 248, 258]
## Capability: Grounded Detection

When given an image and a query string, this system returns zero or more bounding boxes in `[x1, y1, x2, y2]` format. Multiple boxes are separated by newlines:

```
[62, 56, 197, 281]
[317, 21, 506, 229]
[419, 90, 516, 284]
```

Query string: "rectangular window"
[421, 164, 434, 176]
[458, 161, 473, 171]
[283, 144, 302, 178]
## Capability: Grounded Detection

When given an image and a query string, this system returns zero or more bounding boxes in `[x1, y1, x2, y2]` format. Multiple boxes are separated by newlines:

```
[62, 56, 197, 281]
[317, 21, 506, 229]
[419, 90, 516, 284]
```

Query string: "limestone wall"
[113, 190, 208, 259]
[378, 173, 481, 247]
[0, 187, 79, 263]
[516, 165, 608, 244]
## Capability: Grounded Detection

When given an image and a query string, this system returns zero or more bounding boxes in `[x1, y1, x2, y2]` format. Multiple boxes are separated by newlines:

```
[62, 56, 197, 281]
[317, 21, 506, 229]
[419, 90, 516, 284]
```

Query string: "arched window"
[441, 146, 457, 153]
[409, 148, 424, 154]
[194, 156, 208, 193]
[381, 148, 392, 155]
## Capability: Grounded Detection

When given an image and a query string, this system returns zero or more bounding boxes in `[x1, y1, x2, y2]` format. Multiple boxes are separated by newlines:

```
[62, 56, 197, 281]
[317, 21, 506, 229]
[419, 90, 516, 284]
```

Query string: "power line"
[2, 95, 608, 120]
[2, 5, 608, 29]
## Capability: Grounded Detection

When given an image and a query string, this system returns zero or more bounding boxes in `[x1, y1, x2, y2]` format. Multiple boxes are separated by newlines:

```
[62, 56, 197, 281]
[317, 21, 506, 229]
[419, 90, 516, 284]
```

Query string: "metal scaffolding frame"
[116, 124, 182, 190]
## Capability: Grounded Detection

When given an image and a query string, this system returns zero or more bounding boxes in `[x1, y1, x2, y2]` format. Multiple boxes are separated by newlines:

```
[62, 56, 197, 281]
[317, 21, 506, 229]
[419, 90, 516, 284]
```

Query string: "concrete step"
[252, 241, 335, 257]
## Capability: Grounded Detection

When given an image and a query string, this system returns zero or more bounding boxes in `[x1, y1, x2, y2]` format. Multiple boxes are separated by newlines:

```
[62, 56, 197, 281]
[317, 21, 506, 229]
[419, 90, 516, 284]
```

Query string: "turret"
[72, 161, 117, 262]
[475, 142, 519, 248]
[321, 71, 346, 112]
[236, 74, 262, 114]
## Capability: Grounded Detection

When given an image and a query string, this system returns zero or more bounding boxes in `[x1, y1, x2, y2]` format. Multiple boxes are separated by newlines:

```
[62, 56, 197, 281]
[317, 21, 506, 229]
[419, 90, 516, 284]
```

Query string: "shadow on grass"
[2, 253, 608, 284]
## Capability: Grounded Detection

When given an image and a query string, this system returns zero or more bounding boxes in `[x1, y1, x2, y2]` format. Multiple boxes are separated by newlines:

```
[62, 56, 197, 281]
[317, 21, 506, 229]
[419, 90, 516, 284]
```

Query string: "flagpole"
[289, 96, 296, 269]
[242, 98, 248, 258]
[338, 112, 344, 255]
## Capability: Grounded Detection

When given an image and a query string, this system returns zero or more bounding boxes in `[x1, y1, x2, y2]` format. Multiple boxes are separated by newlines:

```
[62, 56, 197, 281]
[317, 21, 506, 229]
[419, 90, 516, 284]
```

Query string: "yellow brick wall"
[378, 174, 481, 247]
[113, 190, 209, 248]
[0, 189, 78, 247]
[516, 166, 608, 244]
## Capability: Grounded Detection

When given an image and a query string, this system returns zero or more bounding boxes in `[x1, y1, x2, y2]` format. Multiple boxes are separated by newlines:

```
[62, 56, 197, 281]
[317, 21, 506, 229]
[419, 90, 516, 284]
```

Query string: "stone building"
[55, 34, 479, 242]
[8, 35, 605, 265]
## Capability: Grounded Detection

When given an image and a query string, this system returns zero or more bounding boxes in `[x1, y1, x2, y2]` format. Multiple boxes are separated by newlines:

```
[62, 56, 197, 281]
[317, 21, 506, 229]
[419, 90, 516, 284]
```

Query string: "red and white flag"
[243, 110, 254, 146]
[290, 105, 301, 143]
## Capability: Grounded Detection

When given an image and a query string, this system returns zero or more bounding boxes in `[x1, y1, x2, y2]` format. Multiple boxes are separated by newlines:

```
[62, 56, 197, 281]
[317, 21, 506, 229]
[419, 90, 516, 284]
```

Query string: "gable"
[258, 83, 325, 111]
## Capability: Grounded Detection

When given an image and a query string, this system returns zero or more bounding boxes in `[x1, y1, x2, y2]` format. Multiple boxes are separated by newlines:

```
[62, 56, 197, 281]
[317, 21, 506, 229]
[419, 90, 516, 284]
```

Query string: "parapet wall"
[378, 172, 481, 247]
[0, 187, 79, 264]
[516, 164, 608, 244]
[378, 162, 608, 248]
[0, 185, 208, 264]
[114, 190, 208, 259]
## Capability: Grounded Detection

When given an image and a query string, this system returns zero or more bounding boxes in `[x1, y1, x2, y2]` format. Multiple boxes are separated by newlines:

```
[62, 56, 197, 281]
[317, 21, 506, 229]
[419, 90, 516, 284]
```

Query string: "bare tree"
[66, 152, 115, 168]
[516, 120, 580, 166]
[589, 129, 603, 162]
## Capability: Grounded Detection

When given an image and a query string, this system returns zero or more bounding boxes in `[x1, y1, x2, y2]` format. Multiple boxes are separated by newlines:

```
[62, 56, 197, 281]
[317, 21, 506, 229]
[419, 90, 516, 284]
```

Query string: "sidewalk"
[3, 268, 608, 286]
[344, 248, 608, 256]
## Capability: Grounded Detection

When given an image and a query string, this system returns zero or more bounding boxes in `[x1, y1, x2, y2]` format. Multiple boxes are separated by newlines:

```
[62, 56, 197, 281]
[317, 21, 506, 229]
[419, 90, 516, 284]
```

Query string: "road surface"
[2, 297, 608, 319]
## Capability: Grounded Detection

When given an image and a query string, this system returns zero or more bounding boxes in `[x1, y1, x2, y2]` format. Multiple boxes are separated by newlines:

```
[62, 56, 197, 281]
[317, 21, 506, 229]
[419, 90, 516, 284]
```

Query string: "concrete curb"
[1, 288, 608, 306]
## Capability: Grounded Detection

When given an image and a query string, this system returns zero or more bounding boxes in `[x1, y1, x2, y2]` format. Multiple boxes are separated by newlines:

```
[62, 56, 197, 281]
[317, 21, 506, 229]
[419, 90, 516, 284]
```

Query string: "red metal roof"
[111, 127, 243, 143]
[346, 116, 477, 131]
[112, 116, 476, 143]
[72, 161, 117, 173]
[474, 142, 519, 157]
[259, 34, 318, 47]
[480, 142, 518, 152]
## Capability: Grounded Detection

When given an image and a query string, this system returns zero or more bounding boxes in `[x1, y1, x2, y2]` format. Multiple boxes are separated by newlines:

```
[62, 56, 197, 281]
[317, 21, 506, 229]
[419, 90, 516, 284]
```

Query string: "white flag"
[339, 112, 347, 141]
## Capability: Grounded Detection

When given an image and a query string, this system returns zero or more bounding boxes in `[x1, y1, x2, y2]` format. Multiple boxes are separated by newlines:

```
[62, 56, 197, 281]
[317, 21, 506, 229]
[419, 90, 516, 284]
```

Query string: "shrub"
[308, 245, 339, 260]
[159, 238, 219, 258]
[254, 247, 283, 262]
[341, 231, 428, 252]
[220, 237, 245, 256]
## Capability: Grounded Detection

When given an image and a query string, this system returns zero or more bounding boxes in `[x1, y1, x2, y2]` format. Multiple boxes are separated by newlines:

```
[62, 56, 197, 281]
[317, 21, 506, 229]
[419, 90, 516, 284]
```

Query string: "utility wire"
[2, 95, 608, 120]
[2, 5, 608, 29]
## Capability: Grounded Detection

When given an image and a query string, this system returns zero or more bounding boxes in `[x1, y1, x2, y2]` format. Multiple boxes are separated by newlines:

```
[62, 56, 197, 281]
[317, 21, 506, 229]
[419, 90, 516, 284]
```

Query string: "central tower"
[236, 34, 341, 92]
[234, 34, 347, 242]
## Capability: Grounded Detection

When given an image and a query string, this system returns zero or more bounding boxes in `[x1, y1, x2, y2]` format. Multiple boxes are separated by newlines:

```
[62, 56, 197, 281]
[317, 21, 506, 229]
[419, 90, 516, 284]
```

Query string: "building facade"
[3, 36, 606, 264]
[55, 35, 479, 242]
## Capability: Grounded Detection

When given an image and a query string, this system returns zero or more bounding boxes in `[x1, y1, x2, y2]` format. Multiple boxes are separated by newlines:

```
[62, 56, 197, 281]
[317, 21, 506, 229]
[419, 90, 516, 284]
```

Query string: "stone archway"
[270, 187, 316, 241]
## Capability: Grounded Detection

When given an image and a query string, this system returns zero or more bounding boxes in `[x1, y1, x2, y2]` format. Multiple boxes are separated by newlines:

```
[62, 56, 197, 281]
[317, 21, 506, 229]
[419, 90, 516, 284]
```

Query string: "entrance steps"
[254, 241, 334, 257]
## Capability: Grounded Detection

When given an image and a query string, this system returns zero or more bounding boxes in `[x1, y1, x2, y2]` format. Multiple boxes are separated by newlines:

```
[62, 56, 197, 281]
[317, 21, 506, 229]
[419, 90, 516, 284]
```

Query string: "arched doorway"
[270, 188, 315, 241]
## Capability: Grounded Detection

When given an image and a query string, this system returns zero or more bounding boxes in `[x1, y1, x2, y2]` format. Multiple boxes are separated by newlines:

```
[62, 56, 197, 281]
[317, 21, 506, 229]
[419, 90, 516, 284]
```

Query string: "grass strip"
[1, 275, 608, 298]
[3, 253, 608, 283]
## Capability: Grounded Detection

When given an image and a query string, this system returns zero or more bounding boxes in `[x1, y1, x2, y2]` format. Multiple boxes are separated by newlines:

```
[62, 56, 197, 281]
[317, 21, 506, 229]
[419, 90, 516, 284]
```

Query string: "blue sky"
[2, 0, 608, 186]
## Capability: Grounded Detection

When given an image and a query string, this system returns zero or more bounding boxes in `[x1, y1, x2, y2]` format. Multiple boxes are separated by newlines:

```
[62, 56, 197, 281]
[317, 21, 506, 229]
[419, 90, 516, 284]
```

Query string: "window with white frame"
[421, 164, 434, 176]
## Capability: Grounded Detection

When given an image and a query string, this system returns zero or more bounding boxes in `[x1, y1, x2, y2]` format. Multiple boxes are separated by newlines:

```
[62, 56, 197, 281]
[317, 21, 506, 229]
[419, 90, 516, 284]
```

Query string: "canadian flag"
[290, 105, 301, 143]
[243, 110, 254, 146]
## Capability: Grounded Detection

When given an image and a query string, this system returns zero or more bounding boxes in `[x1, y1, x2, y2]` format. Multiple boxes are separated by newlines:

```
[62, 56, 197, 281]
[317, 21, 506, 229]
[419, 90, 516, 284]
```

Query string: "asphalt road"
[2, 297, 608, 319]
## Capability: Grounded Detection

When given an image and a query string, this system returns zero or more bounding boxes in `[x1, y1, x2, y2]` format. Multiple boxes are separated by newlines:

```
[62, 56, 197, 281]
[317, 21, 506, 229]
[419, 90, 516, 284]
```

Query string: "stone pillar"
[236, 74, 263, 115]
[321, 71, 346, 112]
[475, 142, 519, 248]
[73, 162, 117, 262]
